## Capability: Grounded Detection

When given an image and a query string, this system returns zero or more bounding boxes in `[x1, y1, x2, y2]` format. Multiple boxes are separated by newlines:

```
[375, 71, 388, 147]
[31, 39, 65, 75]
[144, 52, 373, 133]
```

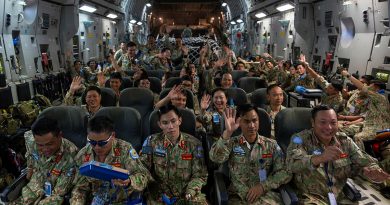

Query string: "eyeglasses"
[87, 134, 112, 147]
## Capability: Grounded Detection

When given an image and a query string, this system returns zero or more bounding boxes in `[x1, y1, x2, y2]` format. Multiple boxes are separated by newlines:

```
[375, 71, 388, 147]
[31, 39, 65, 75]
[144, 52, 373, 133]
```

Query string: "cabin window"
[340, 17, 355, 48]
[384, 56, 390, 64]
[303, 6, 307, 19]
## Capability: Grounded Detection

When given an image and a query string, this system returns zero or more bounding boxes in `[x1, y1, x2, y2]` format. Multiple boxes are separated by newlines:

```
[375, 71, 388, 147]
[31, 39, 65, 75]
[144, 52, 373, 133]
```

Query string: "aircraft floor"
[350, 177, 390, 205]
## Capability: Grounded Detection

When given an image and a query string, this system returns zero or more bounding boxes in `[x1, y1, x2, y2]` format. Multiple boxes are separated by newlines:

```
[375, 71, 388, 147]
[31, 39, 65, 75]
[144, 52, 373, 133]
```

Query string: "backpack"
[0, 109, 21, 136]
[33, 94, 52, 111]
[11, 100, 40, 127]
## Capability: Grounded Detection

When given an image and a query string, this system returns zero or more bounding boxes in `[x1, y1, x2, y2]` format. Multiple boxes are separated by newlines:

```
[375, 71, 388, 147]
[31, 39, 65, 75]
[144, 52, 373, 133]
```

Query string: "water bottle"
[212, 112, 222, 137]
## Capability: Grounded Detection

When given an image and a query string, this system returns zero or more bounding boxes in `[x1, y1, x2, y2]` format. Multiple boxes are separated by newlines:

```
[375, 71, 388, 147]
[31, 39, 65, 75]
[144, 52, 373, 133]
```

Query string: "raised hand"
[363, 167, 390, 183]
[222, 108, 240, 139]
[200, 94, 211, 111]
[167, 85, 182, 100]
[320, 146, 343, 162]
[299, 54, 306, 63]
[69, 76, 83, 94]
[97, 71, 106, 87]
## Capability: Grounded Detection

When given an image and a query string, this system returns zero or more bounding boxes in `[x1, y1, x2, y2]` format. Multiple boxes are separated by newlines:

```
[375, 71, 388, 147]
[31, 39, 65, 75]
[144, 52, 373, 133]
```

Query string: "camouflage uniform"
[171, 47, 189, 69]
[315, 76, 344, 113]
[150, 56, 173, 72]
[10, 132, 78, 205]
[81, 67, 98, 85]
[281, 73, 299, 90]
[287, 129, 381, 204]
[339, 87, 370, 136]
[267, 67, 287, 86]
[200, 108, 223, 139]
[140, 132, 208, 204]
[353, 89, 390, 147]
[264, 105, 286, 139]
[285, 74, 315, 92]
[209, 134, 290, 204]
[70, 138, 152, 205]
[118, 54, 139, 71]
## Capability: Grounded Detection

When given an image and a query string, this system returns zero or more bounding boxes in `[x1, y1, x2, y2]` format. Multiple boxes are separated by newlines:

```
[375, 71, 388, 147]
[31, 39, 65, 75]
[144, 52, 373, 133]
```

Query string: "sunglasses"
[87, 134, 112, 147]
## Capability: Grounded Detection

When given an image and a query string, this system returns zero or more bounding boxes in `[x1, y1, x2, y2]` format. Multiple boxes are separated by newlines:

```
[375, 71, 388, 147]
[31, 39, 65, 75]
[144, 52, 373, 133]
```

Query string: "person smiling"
[286, 105, 390, 204]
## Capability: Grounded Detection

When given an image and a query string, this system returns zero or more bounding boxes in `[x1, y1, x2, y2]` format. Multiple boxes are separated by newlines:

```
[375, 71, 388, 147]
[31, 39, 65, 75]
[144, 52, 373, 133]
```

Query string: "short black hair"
[211, 87, 228, 98]
[157, 104, 181, 120]
[361, 75, 374, 85]
[88, 116, 114, 134]
[32, 117, 60, 137]
[85, 85, 101, 95]
[235, 61, 245, 67]
[127, 41, 137, 48]
[311, 105, 334, 120]
[266, 84, 281, 94]
[237, 103, 258, 118]
[110, 72, 122, 82]
[74, 60, 81, 66]
[161, 47, 170, 53]
[87, 60, 96, 67]
[371, 80, 386, 90]
[330, 79, 343, 92]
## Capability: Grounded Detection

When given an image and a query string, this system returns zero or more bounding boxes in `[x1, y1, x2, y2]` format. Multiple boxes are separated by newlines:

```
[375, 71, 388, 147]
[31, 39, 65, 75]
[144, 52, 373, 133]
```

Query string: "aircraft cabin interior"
[0, 0, 390, 204]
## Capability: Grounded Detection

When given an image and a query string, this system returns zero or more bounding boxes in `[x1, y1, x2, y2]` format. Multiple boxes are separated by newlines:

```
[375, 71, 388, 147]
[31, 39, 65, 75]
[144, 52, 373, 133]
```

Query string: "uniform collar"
[239, 134, 263, 150]
[163, 133, 186, 150]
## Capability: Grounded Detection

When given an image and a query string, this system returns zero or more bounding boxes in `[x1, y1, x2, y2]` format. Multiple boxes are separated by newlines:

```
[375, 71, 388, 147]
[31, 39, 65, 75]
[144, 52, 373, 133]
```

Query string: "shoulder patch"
[195, 146, 204, 158]
[292, 136, 303, 145]
[129, 148, 139, 159]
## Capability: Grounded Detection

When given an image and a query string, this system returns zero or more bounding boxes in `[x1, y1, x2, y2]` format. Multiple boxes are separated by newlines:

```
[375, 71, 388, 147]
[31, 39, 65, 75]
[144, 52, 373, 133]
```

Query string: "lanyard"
[324, 162, 334, 191]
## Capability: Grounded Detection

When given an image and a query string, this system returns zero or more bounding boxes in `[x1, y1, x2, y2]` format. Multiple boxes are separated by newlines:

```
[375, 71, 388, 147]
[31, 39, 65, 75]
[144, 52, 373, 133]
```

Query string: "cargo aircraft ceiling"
[151, 0, 221, 26]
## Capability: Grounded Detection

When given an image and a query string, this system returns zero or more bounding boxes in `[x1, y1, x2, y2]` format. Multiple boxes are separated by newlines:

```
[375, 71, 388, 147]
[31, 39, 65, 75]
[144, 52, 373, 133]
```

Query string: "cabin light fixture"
[16, 0, 27, 6]
[236, 19, 243, 23]
[146, 3, 152, 7]
[137, 21, 142, 25]
[342, 0, 354, 6]
[80, 4, 97, 13]
[106, 13, 118, 19]
[130, 19, 137, 24]
[255, 12, 267, 19]
[276, 3, 294, 12]
[222, 2, 227, 7]
[230, 21, 236, 25]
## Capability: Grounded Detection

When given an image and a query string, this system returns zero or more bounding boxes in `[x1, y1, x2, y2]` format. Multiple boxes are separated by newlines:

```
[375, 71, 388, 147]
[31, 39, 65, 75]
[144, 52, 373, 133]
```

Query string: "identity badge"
[259, 168, 267, 182]
[328, 192, 337, 205]
[44, 181, 52, 197]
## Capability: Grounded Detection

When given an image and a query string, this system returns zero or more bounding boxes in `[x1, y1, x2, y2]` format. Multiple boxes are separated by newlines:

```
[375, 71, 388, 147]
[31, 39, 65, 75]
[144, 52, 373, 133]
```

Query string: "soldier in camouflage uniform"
[10, 117, 78, 205]
[263, 85, 286, 139]
[64, 77, 102, 118]
[209, 105, 290, 204]
[150, 47, 174, 72]
[287, 105, 390, 204]
[285, 62, 315, 92]
[306, 64, 344, 112]
[70, 116, 151, 205]
[140, 105, 208, 204]
[199, 88, 228, 139]
[117, 41, 143, 72]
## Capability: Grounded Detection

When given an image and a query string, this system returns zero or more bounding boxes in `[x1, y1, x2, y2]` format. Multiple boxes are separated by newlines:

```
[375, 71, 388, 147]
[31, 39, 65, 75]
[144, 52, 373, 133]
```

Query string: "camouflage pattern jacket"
[140, 132, 207, 201]
[11, 132, 78, 205]
[286, 129, 380, 203]
[315, 76, 344, 113]
[209, 134, 291, 201]
[70, 138, 152, 205]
